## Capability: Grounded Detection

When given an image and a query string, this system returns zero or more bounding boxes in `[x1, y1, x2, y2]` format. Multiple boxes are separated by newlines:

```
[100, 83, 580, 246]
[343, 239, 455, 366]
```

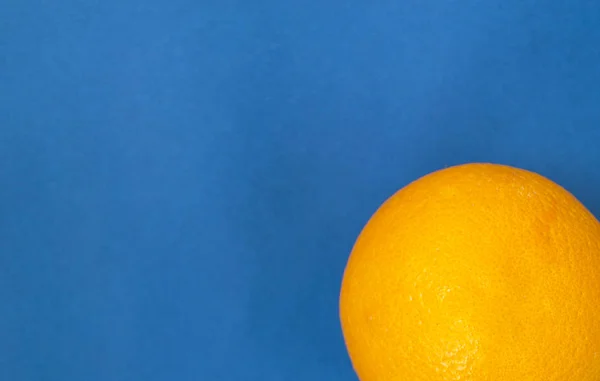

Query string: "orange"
[339, 163, 600, 381]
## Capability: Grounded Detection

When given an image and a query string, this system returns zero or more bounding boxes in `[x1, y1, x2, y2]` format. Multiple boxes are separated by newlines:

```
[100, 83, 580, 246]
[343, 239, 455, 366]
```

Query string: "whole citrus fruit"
[339, 163, 600, 381]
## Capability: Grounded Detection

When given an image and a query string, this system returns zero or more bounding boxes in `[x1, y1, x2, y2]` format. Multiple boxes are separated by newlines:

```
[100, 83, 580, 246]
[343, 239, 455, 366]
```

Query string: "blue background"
[1, 1, 600, 380]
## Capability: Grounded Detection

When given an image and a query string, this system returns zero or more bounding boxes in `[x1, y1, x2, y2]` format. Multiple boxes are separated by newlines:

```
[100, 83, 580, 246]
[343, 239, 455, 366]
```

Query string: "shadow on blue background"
[1, 1, 600, 380]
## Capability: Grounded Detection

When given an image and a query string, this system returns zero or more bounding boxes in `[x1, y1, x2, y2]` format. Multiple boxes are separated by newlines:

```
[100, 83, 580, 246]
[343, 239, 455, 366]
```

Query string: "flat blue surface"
[1, 1, 600, 380]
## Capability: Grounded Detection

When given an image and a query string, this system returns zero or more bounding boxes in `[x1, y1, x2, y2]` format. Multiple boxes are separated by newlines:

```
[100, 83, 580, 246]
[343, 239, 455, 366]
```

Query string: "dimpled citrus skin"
[339, 163, 600, 381]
